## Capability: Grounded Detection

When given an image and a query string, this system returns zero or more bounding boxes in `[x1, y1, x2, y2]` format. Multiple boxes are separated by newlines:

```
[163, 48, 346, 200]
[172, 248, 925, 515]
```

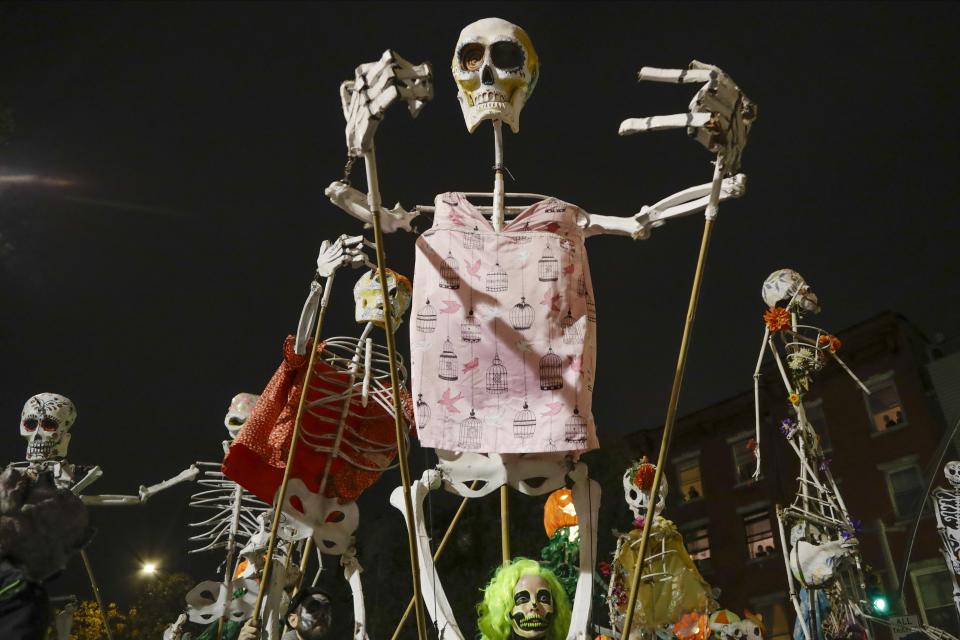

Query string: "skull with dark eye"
[452, 18, 539, 134]
[353, 268, 412, 332]
[20, 393, 77, 462]
[510, 575, 554, 639]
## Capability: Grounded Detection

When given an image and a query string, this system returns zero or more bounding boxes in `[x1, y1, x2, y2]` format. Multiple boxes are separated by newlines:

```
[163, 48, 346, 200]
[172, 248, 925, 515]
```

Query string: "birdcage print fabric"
[411, 192, 598, 454]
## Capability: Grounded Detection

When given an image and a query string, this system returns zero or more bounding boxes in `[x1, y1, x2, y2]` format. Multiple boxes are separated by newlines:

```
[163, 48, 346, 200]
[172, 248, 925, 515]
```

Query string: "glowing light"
[141, 562, 158, 575]
[872, 597, 888, 613]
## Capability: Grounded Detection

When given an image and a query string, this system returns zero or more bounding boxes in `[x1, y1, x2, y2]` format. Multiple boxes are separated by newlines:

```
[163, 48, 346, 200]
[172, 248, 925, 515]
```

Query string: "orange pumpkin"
[543, 488, 578, 538]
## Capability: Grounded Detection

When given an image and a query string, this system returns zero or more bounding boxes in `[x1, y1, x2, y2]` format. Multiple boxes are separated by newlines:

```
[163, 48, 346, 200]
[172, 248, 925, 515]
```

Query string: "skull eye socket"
[227, 417, 244, 426]
[459, 43, 485, 72]
[536, 589, 552, 605]
[22, 418, 38, 431]
[491, 41, 524, 71]
[40, 417, 59, 431]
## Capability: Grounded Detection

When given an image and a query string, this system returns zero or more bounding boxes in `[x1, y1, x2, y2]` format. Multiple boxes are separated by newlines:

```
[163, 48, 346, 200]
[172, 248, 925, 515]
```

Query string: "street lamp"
[140, 561, 158, 576]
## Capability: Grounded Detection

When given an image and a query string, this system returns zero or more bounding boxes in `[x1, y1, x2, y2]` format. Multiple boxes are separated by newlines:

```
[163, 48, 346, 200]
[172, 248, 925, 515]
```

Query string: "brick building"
[625, 312, 959, 639]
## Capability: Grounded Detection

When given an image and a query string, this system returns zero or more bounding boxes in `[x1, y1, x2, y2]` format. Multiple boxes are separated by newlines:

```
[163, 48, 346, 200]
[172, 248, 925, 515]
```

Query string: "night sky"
[1, 0, 958, 623]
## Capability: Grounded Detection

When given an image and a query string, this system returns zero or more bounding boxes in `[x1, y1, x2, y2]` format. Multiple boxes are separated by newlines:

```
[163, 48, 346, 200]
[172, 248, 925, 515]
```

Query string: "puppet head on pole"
[761, 269, 820, 315]
[452, 18, 539, 133]
[21, 393, 77, 462]
[224, 392, 260, 439]
[477, 558, 571, 640]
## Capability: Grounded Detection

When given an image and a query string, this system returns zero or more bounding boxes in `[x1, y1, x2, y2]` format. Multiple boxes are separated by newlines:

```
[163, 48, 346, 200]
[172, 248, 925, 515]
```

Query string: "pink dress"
[410, 192, 598, 454]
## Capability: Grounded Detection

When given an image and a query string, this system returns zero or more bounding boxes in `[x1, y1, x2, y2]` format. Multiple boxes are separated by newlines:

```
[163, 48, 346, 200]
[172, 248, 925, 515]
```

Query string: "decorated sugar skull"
[224, 392, 259, 439]
[353, 268, 412, 330]
[452, 17, 539, 134]
[20, 393, 77, 462]
[762, 269, 820, 314]
[623, 457, 668, 520]
[945, 461, 960, 489]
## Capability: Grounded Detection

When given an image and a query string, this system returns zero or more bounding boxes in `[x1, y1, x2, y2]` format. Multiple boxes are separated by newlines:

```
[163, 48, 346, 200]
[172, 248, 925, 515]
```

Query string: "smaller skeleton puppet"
[606, 458, 763, 640]
[222, 235, 413, 640]
[932, 462, 960, 619]
[477, 558, 572, 640]
[751, 270, 872, 640]
[607, 458, 716, 640]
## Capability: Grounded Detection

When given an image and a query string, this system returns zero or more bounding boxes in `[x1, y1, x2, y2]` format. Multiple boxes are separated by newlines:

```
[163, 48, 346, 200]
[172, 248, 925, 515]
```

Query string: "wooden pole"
[80, 549, 115, 640]
[619, 155, 724, 637]
[364, 145, 428, 640]
[250, 272, 335, 626]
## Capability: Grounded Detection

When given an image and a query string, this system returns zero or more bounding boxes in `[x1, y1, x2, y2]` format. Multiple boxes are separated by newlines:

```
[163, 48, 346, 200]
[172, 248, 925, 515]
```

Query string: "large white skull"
[622, 461, 667, 520]
[945, 461, 960, 489]
[452, 18, 539, 134]
[224, 392, 259, 439]
[762, 269, 820, 314]
[20, 393, 77, 462]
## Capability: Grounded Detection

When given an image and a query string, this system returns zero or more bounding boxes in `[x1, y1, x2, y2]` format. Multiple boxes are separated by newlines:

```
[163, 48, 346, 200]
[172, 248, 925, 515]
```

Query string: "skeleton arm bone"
[325, 182, 419, 234]
[582, 173, 746, 239]
[71, 465, 104, 495]
[753, 327, 770, 480]
[81, 465, 199, 506]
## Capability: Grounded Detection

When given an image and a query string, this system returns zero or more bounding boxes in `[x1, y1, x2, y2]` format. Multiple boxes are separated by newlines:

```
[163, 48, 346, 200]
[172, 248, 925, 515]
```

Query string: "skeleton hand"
[620, 60, 757, 173]
[316, 235, 370, 278]
[340, 49, 433, 155]
[237, 619, 259, 640]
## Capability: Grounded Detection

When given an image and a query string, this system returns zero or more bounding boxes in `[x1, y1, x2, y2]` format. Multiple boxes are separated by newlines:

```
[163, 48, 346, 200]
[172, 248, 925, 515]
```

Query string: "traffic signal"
[866, 572, 891, 616]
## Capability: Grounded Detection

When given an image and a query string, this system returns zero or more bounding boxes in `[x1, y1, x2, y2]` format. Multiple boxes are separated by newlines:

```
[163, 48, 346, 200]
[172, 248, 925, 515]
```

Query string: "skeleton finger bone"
[636, 66, 717, 84]
[619, 113, 711, 136]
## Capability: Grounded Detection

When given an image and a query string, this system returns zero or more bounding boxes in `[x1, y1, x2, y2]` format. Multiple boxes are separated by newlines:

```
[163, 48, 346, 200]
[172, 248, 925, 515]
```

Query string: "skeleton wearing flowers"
[751, 270, 873, 640]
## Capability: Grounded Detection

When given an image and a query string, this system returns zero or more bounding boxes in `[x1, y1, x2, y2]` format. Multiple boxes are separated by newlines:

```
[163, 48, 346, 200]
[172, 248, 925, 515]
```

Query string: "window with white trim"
[743, 508, 776, 559]
[885, 464, 925, 519]
[865, 373, 907, 433]
[676, 456, 703, 502]
[684, 525, 711, 572]
[731, 434, 757, 484]
[912, 565, 960, 636]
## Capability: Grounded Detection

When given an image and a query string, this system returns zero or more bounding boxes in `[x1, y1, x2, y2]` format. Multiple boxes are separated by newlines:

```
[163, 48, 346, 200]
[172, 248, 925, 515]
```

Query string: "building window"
[885, 464, 925, 519]
[912, 566, 960, 636]
[804, 399, 831, 451]
[684, 525, 711, 572]
[676, 457, 703, 502]
[743, 509, 776, 560]
[731, 435, 756, 484]
[750, 595, 791, 640]
[865, 374, 907, 433]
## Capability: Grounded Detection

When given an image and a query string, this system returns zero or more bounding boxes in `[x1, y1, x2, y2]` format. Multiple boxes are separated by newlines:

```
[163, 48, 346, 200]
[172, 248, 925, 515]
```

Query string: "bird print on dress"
[411, 192, 598, 453]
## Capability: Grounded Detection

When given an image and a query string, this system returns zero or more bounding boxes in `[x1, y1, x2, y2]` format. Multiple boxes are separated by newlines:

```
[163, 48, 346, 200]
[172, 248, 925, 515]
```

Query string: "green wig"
[476, 558, 572, 640]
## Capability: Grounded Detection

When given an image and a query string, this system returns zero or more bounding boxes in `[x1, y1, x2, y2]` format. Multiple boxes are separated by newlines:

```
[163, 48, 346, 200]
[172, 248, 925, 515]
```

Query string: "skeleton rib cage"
[187, 462, 269, 556]
[296, 331, 409, 500]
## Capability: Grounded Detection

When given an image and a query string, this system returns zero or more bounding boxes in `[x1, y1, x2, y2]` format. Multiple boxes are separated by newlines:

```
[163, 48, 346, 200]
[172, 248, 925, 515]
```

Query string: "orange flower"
[789, 393, 800, 405]
[674, 612, 711, 640]
[763, 307, 791, 332]
[818, 334, 842, 353]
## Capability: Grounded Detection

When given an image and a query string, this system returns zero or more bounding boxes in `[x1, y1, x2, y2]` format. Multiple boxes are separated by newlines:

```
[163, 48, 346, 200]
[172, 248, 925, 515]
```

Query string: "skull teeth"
[476, 90, 507, 105]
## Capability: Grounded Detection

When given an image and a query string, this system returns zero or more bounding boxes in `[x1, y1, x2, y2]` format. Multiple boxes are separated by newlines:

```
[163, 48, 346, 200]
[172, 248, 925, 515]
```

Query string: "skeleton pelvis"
[790, 539, 848, 588]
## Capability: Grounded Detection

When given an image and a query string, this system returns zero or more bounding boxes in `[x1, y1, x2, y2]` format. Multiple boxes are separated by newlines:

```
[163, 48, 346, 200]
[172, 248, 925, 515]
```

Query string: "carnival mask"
[511, 575, 554, 638]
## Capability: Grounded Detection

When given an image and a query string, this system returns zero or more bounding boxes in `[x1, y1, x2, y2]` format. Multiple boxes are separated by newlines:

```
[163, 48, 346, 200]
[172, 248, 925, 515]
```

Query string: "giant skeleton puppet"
[221, 235, 415, 640]
[751, 271, 874, 640]
[932, 463, 960, 621]
[324, 18, 755, 640]
[9, 393, 200, 640]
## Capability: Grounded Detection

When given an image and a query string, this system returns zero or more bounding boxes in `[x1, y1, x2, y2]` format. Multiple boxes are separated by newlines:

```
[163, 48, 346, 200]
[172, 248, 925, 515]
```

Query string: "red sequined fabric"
[223, 336, 412, 504]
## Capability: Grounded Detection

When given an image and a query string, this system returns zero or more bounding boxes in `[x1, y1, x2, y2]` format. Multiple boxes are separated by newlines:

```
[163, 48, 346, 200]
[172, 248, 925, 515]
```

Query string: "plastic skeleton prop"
[325, 18, 753, 640]
[221, 235, 412, 640]
[932, 462, 960, 618]
[751, 270, 872, 640]
[162, 392, 279, 639]
[607, 458, 715, 640]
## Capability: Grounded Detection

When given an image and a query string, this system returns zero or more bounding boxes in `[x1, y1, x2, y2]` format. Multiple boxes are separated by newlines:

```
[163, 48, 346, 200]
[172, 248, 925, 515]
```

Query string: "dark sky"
[1, 0, 959, 617]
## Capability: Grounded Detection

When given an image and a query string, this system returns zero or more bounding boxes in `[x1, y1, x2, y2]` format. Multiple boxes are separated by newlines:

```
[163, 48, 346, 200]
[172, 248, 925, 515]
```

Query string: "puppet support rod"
[250, 271, 334, 627]
[81, 549, 115, 640]
[390, 482, 477, 640]
[364, 145, 429, 640]
[620, 154, 724, 637]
